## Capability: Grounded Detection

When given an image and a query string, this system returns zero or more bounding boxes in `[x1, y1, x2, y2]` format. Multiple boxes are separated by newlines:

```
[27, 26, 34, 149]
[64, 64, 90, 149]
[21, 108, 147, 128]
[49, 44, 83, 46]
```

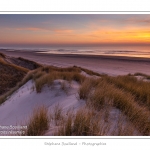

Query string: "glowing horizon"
[0, 14, 150, 47]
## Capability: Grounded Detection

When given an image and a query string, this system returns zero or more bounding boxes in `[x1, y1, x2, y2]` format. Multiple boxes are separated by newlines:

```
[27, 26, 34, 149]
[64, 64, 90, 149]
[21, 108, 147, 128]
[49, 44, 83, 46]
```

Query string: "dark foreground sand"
[0, 50, 150, 76]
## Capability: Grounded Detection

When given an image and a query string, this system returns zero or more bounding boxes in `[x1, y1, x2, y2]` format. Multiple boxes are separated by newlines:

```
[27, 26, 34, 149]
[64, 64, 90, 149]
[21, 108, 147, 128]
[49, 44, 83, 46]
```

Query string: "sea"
[1, 45, 150, 58]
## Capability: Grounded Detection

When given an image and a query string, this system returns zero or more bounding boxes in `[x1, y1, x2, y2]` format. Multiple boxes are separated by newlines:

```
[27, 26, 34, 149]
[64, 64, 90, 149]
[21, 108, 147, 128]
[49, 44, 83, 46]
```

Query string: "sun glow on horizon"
[0, 14, 150, 47]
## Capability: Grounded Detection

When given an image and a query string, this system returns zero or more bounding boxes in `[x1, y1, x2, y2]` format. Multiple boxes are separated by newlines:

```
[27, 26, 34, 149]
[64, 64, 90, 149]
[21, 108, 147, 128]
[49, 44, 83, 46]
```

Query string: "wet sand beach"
[0, 49, 150, 76]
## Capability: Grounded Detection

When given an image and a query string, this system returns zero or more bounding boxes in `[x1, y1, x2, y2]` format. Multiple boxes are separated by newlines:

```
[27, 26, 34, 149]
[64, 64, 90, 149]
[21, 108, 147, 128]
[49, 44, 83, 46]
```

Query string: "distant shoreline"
[0, 49, 150, 76]
[0, 49, 150, 62]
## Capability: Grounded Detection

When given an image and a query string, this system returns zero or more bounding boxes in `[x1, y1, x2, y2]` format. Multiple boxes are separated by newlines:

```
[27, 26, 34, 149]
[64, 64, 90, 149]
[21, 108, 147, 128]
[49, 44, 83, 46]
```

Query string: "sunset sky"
[0, 14, 150, 47]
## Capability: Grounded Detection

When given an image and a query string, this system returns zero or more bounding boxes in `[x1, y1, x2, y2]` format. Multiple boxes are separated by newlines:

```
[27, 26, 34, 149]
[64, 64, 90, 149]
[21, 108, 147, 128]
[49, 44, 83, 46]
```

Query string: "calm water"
[1, 45, 150, 58]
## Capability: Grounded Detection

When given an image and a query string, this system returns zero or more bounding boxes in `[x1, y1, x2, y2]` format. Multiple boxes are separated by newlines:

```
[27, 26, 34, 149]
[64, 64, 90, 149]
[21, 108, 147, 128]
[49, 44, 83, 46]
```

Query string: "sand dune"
[0, 80, 85, 126]
[0, 52, 149, 136]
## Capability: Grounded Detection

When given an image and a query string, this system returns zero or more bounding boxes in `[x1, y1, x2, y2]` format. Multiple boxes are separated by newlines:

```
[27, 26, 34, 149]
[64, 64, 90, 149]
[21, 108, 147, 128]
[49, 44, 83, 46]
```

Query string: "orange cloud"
[1, 25, 150, 46]
[80, 27, 150, 44]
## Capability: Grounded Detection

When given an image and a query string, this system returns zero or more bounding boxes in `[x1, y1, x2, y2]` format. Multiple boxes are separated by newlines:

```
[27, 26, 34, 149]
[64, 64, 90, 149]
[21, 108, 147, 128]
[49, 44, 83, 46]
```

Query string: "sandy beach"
[0, 49, 150, 76]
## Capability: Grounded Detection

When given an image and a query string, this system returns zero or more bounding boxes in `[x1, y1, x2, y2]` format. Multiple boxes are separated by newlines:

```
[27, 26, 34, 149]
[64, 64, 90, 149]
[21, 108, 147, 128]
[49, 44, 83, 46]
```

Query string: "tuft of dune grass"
[134, 72, 150, 80]
[78, 78, 98, 100]
[41, 66, 81, 74]
[34, 69, 85, 93]
[87, 79, 150, 135]
[103, 75, 150, 110]
[73, 65, 107, 77]
[25, 106, 49, 136]
[35, 73, 55, 93]
[55, 108, 103, 136]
